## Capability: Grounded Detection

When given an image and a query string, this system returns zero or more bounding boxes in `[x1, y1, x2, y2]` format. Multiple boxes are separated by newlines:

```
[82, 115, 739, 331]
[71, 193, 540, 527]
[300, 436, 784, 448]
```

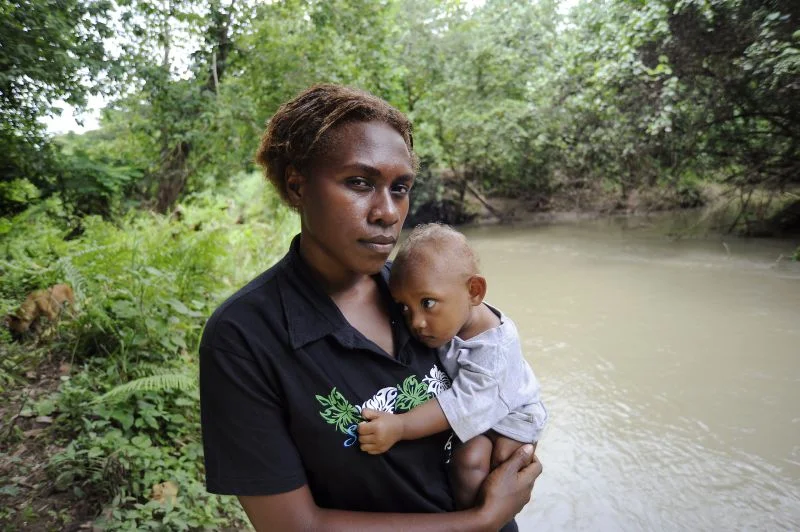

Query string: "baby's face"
[390, 264, 473, 349]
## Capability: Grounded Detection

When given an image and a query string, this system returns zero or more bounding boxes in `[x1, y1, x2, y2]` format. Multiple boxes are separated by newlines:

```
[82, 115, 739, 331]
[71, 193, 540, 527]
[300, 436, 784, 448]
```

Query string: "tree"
[410, 0, 562, 218]
[0, 0, 112, 215]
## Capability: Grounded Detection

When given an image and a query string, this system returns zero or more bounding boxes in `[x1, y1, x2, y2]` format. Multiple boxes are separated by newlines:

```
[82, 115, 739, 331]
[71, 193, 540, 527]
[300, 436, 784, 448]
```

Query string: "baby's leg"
[488, 431, 536, 470]
[450, 435, 492, 509]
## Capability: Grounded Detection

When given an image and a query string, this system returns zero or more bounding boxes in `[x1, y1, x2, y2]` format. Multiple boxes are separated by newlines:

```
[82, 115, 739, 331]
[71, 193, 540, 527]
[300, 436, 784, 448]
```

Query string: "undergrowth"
[0, 172, 297, 530]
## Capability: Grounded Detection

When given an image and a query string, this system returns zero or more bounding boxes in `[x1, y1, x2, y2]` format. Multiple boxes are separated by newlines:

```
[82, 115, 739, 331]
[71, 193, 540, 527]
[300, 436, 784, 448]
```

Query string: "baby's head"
[390, 224, 486, 348]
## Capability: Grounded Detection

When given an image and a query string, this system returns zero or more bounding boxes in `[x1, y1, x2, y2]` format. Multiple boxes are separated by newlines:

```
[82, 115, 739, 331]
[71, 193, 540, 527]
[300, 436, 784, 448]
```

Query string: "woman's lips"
[360, 236, 396, 253]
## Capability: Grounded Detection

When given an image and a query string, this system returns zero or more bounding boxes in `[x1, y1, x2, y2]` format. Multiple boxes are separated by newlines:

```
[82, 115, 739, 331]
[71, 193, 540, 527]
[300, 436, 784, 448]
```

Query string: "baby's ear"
[466, 275, 487, 305]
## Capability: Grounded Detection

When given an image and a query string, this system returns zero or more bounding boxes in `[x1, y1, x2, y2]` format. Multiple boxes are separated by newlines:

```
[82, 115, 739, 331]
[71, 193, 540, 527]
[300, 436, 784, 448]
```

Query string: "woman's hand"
[358, 408, 404, 454]
[476, 444, 542, 529]
[488, 433, 537, 470]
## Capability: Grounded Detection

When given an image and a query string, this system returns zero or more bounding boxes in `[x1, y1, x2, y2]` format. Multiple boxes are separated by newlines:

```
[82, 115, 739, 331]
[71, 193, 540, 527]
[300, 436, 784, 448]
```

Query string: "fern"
[129, 362, 171, 379]
[96, 372, 197, 404]
[57, 256, 87, 303]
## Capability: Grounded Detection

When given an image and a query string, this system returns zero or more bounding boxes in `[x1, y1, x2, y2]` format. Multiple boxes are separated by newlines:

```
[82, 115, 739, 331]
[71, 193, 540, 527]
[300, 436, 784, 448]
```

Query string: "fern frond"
[96, 372, 197, 404]
[129, 362, 169, 379]
[65, 243, 116, 259]
[58, 257, 87, 303]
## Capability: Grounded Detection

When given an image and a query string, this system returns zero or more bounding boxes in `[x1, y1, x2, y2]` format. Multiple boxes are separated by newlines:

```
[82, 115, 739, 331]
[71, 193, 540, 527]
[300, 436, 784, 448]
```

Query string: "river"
[458, 217, 800, 531]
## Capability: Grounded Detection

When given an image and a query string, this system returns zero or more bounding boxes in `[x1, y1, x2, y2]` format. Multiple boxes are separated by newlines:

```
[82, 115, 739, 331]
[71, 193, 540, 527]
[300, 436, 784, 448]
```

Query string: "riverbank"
[462, 184, 800, 240]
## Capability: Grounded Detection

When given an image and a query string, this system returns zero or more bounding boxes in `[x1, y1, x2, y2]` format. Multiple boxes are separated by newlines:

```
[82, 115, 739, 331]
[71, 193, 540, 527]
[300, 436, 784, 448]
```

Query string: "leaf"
[130, 434, 151, 448]
[95, 372, 197, 404]
[167, 299, 201, 317]
[111, 410, 134, 431]
[144, 266, 164, 276]
[0, 485, 20, 496]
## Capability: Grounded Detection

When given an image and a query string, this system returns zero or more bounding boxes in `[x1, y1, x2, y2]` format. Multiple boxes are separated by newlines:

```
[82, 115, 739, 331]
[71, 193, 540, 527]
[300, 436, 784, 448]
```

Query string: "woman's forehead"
[315, 121, 413, 171]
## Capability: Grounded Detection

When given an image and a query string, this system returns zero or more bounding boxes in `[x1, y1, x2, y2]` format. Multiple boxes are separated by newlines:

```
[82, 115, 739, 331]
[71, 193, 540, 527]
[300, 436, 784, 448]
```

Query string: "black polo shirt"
[199, 235, 456, 513]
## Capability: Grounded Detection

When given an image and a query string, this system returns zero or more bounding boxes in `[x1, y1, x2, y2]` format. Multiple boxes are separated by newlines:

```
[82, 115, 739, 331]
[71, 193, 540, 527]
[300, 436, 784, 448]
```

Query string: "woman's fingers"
[478, 444, 542, 527]
[521, 453, 543, 483]
[502, 443, 534, 472]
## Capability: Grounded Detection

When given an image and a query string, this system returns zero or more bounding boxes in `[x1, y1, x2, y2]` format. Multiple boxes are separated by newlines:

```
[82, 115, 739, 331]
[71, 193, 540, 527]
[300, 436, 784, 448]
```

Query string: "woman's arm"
[240, 444, 542, 532]
[358, 400, 449, 454]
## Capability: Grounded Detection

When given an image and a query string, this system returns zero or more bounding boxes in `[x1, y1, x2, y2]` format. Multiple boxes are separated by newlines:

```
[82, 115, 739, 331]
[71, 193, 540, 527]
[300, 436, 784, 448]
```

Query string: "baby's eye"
[421, 298, 436, 309]
[400, 304, 410, 314]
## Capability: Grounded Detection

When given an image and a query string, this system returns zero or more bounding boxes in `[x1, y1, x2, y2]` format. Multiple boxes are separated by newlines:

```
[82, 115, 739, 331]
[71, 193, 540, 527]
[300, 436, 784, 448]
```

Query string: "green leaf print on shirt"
[316, 387, 361, 434]
[395, 375, 431, 411]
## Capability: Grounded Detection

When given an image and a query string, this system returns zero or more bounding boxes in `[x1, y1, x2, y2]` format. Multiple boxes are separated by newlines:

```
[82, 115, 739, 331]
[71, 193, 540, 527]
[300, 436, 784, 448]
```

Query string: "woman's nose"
[368, 188, 399, 227]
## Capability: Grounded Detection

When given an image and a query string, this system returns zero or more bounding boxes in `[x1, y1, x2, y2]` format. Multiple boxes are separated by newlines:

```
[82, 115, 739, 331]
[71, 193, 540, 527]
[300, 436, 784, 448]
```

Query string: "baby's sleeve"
[435, 345, 512, 442]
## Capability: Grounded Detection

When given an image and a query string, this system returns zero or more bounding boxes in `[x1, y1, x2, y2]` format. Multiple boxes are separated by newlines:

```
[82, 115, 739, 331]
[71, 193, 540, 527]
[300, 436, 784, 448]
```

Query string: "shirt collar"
[277, 234, 404, 353]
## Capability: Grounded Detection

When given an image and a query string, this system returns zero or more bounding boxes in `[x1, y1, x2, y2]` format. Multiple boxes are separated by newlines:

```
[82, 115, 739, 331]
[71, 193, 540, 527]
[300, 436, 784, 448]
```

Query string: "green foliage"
[550, 0, 798, 224]
[56, 149, 143, 218]
[0, 0, 113, 214]
[2, 1, 797, 526]
[5, 0, 799, 229]
[97, 372, 197, 404]
[1, 173, 296, 528]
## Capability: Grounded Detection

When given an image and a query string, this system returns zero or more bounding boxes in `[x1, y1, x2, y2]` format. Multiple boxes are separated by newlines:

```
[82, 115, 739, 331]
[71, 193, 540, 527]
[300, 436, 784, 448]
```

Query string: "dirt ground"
[0, 352, 97, 532]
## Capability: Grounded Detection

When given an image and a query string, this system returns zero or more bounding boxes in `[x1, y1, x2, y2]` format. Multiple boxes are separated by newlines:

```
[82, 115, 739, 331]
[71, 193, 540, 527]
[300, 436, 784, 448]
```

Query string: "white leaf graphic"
[423, 365, 451, 397]
[357, 386, 398, 414]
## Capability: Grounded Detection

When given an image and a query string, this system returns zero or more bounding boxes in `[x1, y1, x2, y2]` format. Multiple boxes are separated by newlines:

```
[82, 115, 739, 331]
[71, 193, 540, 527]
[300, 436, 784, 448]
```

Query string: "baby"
[358, 223, 547, 509]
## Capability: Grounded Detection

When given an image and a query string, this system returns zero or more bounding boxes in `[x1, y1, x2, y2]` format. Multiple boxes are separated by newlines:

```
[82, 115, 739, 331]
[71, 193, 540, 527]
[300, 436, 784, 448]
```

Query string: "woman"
[199, 84, 542, 531]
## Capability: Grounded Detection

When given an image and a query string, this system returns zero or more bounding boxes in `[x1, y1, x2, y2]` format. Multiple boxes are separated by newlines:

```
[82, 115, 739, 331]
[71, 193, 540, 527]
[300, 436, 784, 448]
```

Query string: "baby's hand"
[357, 408, 404, 454]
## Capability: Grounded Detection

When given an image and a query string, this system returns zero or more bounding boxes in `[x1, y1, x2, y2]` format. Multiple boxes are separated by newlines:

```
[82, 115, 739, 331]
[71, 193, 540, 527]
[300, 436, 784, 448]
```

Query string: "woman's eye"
[421, 298, 436, 309]
[391, 183, 410, 196]
[348, 177, 371, 189]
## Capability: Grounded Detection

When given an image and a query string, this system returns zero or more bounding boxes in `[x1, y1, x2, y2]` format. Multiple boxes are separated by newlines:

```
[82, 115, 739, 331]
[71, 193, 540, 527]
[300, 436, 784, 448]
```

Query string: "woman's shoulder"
[201, 257, 288, 354]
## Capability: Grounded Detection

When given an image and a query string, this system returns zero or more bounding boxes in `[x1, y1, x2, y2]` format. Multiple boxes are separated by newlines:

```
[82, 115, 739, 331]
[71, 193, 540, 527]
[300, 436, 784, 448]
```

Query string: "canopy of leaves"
[0, 0, 113, 213]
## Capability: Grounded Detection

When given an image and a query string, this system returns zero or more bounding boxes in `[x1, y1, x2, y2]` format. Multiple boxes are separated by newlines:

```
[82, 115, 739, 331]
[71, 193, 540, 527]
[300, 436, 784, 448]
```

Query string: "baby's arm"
[358, 400, 450, 454]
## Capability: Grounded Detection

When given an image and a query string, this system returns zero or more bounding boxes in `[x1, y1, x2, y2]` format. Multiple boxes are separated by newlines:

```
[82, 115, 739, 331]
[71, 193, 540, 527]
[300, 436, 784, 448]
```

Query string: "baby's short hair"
[392, 223, 479, 280]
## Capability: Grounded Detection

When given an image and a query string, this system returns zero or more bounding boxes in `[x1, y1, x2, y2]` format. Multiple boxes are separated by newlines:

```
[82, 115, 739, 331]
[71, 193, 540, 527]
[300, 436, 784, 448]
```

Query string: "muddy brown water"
[457, 217, 800, 531]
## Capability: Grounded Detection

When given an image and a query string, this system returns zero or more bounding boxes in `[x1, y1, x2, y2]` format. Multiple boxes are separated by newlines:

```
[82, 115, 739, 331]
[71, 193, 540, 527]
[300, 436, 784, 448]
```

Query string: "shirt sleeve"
[200, 334, 307, 495]
[435, 344, 511, 442]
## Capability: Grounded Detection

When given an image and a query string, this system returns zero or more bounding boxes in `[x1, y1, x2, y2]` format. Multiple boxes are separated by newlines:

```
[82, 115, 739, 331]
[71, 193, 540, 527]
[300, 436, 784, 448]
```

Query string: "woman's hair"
[255, 84, 416, 206]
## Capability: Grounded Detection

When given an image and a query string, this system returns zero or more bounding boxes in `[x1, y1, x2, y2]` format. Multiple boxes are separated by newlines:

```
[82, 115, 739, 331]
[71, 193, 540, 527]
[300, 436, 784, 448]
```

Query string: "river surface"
[458, 217, 800, 531]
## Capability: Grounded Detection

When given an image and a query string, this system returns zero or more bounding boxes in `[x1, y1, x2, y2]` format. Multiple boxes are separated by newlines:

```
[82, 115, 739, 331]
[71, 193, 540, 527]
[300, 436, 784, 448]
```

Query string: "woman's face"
[290, 121, 415, 280]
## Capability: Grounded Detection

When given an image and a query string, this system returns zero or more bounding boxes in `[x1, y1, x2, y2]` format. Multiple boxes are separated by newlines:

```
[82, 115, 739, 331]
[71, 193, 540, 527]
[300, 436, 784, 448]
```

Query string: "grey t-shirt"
[436, 304, 547, 443]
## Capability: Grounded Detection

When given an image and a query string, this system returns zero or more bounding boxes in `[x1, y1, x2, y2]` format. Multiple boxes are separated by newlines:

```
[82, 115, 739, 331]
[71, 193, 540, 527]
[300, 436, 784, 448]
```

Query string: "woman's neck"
[298, 234, 395, 356]
[298, 234, 371, 295]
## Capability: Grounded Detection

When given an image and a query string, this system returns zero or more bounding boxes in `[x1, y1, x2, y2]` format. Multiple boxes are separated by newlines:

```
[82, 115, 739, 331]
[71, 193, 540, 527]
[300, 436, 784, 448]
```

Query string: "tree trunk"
[155, 2, 233, 212]
[156, 141, 190, 213]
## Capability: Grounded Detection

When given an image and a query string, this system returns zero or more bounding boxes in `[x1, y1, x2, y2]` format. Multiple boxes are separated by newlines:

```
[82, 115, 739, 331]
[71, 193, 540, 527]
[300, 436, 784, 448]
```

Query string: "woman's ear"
[466, 275, 487, 305]
[285, 166, 306, 207]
